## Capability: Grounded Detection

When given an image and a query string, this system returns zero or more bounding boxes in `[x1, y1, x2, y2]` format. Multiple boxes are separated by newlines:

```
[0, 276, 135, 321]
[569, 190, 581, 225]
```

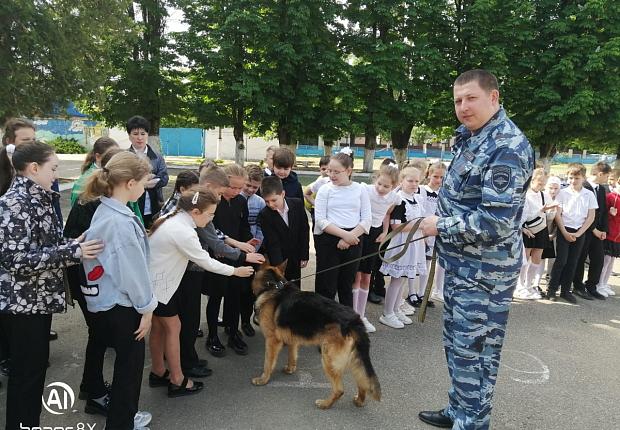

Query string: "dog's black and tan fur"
[251, 264, 381, 409]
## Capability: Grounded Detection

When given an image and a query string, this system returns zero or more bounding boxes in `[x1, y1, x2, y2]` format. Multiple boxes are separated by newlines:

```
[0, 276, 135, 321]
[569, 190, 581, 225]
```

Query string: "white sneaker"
[395, 311, 413, 325]
[430, 293, 444, 303]
[605, 285, 616, 296]
[361, 317, 376, 333]
[528, 288, 542, 300]
[513, 288, 534, 299]
[400, 301, 415, 316]
[379, 313, 404, 329]
[134, 411, 152, 429]
[597, 285, 610, 297]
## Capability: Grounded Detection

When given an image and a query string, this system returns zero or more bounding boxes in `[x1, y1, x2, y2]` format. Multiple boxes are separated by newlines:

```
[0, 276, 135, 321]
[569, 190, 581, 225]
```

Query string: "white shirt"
[556, 187, 598, 229]
[363, 183, 401, 228]
[309, 176, 330, 194]
[314, 181, 372, 235]
[277, 199, 290, 226]
[523, 189, 551, 222]
[149, 212, 234, 304]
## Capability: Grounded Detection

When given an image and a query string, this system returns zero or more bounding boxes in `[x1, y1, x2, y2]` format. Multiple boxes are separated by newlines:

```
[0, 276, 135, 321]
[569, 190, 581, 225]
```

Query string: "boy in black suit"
[257, 176, 310, 287]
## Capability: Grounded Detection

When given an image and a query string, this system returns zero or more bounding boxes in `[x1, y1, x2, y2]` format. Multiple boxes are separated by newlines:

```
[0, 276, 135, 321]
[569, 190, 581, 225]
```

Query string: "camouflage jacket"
[0, 175, 81, 314]
[436, 108, 534, 285]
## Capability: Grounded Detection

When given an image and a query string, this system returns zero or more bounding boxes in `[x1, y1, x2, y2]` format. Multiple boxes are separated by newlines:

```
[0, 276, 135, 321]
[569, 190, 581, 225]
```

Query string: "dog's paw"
[251, 376, 269, 386]
[314, 399, 333, 409]
[283, 365, 296, 374]
[353, 394, 365, 407]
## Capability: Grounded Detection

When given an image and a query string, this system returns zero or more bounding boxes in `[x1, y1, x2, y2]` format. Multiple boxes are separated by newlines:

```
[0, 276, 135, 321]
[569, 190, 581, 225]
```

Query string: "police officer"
[418, 70, 534, 430]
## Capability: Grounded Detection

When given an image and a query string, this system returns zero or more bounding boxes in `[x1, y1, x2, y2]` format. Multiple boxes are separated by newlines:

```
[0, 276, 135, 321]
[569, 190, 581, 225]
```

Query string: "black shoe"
[168, 377, 204, 398]
[587, 288, 606, 300]
[196, 329, 204, 338]
[0, 359, 10, 376]
[418, 410, 453, 428]
[227, 333, 248, 356]
[560, 292, 577, 304]
[427, 300, 435, 308]
[206, 336, 226, 357]
[573, 288, 593, 300]
[49, 330, 58, 341]
[183, 365, 213, 378]
[241, 322, 255, 337]
[79, 381, 111, 400]
[149, 369, 170, 387]
[546, 290, 558, 301]
[367, 291, 383, 304]
[406, 294, 419, 307]
[84, 395, 110, 417]
[224, 327, 243, 338]
[374, 288, 385, 297]
[217, 318, 225, 327]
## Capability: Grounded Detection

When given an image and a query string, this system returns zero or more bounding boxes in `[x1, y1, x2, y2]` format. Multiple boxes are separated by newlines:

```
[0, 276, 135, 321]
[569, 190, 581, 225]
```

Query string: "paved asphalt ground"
[0, 159, 618, 429]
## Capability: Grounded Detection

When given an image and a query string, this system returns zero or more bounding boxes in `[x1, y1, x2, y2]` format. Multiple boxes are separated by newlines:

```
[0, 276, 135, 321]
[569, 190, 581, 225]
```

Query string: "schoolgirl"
[70, 136, 119, 206]
[314, 152, 371, 307]
[599, 171, 620, 297]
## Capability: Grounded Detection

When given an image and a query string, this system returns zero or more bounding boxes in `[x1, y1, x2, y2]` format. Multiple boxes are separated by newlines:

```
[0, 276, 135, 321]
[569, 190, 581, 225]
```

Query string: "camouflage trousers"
[442, 270, 517, 430]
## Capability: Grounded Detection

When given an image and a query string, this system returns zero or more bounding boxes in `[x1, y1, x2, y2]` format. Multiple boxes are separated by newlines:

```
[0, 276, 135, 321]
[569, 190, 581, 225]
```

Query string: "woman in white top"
[147, 187, 253, 397]
[314, 153, 371, 307]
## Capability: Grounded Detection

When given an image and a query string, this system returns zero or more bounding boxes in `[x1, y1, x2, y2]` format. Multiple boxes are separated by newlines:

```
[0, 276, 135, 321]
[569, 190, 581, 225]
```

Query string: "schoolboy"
[257, 176, 310, 286]
[271, 147, 304, 199]
[241, 164, 266, 250]
[572, 161, 611, 300]
[263, 145, 277, 176]
[304, 155, 331, 223]
[546, 163, 597, 303]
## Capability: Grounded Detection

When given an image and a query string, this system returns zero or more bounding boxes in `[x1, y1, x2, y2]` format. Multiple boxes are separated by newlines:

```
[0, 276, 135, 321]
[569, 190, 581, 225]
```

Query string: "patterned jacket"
[436, 108, 534, 286]
[0, 175, 81, 314]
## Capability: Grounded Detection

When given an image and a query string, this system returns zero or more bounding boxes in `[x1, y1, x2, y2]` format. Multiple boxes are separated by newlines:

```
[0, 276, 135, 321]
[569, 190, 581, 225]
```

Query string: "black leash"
[287, 217, 428, 285]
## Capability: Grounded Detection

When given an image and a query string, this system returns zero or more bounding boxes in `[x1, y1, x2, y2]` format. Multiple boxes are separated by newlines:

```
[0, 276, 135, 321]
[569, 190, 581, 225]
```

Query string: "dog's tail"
[350, 320, 381, 401]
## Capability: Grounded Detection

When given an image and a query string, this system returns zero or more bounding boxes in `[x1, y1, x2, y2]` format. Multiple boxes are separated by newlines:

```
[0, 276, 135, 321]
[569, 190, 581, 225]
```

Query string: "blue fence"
[160, 128, 204, 157]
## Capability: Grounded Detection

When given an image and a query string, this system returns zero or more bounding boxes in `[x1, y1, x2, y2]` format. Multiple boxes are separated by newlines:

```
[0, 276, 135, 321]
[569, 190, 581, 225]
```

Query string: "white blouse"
[314, 181, 372, 235]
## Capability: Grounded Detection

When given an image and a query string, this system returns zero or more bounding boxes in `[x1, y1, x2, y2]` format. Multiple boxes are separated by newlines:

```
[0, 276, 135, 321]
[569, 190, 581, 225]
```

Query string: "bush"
[48, 137, 86, 154]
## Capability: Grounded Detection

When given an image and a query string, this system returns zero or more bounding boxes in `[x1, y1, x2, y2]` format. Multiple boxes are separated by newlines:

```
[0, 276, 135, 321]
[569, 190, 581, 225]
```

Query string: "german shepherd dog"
[251, 264, 381, 409]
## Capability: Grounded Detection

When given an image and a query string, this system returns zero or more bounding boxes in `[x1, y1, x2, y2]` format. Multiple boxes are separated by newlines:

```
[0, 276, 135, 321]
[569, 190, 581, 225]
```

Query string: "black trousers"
[314, 233, 362, 307]
[67, 265, 108, 399]
[223, 277, 244, 332]
[91, 306, 144, 430]
[239, 277, 255, 325]
[370, 241, 388, 295]
[177, 270, 204, 369]
[0, 313, 52, 430]
[548, 227, 587, 294]
[573, 230, 605, 292]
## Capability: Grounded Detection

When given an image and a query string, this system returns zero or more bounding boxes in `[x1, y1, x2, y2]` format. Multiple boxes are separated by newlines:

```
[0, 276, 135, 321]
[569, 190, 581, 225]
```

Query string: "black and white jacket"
[0, 175, 81, 314]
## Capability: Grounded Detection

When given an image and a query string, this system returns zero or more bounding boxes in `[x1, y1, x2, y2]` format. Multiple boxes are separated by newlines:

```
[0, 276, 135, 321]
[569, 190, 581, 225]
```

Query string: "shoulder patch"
[491, 166, 511, 193]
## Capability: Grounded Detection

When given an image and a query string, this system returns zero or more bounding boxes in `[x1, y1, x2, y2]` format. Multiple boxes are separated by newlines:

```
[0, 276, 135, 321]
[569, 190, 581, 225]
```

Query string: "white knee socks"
[384, 277, 405, 317]
[357, 289, 369, 318]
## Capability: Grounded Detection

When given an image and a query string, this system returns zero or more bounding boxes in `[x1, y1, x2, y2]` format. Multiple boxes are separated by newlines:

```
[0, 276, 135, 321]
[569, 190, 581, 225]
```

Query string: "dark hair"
[331, 152, 354, 170]
[381, 158, 396, 166]
[2, 118, 36, 145]
[319, 155, 331, 167]
[81, 137, 119, 173]
[174, 170, 200, 192]
[150, 186, 219, 235]
[273, 148, 296, 169]
[126, 115, 151, 134]
[245, 164, 263, 182]
[591, 161, 612, 175]
[100, 147, 124, 167]
[82, 152, 151, 201]
[1, 141, 55, 195]
[199, 165, 230, 187]
[261, 176, 284, 197]
[454, 69, 499, 93]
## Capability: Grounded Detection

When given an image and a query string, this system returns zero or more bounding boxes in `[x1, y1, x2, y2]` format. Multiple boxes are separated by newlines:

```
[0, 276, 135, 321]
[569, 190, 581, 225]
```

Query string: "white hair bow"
[340, 147, 353, 155]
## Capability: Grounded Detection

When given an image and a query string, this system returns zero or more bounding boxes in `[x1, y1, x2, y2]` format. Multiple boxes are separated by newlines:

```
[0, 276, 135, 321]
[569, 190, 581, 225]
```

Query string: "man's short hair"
[591, 161, 612, 175]
[261, 176, 283, 197]
[273, 147, 296, 169]
[126, 115, 151, 134]
[566, 162, 586, 177]
[454, 69, 499, 93]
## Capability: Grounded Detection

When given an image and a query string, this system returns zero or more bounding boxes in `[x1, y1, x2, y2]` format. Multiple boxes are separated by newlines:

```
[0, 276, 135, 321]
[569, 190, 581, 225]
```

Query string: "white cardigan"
[148, 211, 234, 304]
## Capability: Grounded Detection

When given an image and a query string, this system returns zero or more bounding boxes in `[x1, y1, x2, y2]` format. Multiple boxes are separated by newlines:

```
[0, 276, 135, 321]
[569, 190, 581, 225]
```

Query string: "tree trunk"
[391, 125, 413, 168]
[363, 129, 377, 173]
[148, 116, 162, 153]
[277, 124, 296, 154]
[233, 119, 245, 165]
[324, 139, 333, 156]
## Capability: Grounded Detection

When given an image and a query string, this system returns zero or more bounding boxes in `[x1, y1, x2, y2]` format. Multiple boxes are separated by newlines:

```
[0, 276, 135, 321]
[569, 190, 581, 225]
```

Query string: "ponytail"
[149, 186, 219, 235]
[81, 137, 119, 173]
[82, 152, 151, 202]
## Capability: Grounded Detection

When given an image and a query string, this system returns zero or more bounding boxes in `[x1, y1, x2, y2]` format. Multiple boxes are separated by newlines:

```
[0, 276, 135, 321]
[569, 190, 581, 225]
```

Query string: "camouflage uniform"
[436, 108, 534, 430]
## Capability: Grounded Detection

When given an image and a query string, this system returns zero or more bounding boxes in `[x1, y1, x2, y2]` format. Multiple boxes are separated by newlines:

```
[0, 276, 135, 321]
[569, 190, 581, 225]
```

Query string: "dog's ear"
[274, 259, 288, 277]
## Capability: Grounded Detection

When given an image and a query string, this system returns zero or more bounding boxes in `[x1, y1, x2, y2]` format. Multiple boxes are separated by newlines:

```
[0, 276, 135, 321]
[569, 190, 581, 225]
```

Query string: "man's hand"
[420, 216, 439, 237]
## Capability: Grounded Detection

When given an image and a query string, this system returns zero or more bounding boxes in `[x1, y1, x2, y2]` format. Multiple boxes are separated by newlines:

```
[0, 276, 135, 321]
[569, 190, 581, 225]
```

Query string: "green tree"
[0, 0, 132, 122]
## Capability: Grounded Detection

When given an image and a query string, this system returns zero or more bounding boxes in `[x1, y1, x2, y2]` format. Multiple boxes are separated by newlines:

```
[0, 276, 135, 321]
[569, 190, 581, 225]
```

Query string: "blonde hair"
[223, 163, 248, 180]
[400, 166, 421, 181]
[427, 161, 446, 176]
[566, 162, 586, 177]
[245, 164, 264, 182]
[199, 165, 229, 187]
[376, 164, 399, 186]
[82, 152, 151, 201]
